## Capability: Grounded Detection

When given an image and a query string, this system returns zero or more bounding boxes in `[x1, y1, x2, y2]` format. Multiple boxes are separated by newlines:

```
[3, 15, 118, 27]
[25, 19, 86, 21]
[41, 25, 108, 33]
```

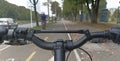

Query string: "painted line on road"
[62, 20, 82, 61]
[7, 58, 15, 61]
[26, 37, 49, 61]
[26, 51, 36, 61]
[73, 49, 82, 61]
[48, 56, 54, 61]
[44, 37, 49, 40]
[0, 45, 11, 52]
[48, 20, 82, 61]
[62, 20, 72, 40]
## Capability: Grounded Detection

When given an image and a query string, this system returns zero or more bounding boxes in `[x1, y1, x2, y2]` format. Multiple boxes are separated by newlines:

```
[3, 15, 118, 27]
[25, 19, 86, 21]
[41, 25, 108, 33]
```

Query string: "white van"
[0, 18, 18, 29]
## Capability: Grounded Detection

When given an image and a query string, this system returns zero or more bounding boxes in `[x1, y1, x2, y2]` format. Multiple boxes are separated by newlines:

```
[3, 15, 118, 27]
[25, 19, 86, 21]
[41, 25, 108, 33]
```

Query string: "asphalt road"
[0, 20, 75, 61]
[0, 20, 120, 61]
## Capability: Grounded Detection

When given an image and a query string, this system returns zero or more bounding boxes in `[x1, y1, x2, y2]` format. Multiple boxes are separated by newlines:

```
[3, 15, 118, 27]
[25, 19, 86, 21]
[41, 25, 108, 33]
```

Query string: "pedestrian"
[41, 12, 47, 30]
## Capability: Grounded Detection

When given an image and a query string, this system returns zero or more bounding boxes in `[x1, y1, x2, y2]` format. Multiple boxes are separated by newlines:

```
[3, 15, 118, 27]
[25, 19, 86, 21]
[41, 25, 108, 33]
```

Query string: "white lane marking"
[0, 45, 11, 52]
[6, 58, 15, 61]
[49, 20, 82, 61]
[62, 20, 82, 61]
[48, 56, 54, 61]
[2, 40, 9, 44]
[44, 37, 48, 40]
[74, 50, 82, 61]
[62, 20, 72, 40]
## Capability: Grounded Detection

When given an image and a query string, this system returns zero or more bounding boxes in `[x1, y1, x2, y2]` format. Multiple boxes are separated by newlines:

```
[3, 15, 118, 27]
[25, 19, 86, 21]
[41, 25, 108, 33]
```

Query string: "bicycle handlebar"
[0, 26, 120, 61]
[0, 27, 120, 50]
[28, 28, 120, 50]
[19, 29, 110, 50]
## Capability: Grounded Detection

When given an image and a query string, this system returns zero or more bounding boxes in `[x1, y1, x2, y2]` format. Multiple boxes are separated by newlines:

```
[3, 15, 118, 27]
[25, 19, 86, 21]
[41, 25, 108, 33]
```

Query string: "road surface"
[0, 20, 120, 61]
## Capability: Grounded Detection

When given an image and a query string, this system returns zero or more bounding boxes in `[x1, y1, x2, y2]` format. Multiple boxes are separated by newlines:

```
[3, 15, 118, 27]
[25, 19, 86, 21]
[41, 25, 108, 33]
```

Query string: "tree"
[0, 0, 41, 22]
[51, 1, 62, 18]
[99, 0, 107, 10]
[6, 8, 17, 18]
[113, 9, 118, 18]
[63, 0, 103, 23]
[63, 0, 81, 21]
[86, 0, 100, 23]
[43, 0, 51, 21]
[63, 0, 72, 18]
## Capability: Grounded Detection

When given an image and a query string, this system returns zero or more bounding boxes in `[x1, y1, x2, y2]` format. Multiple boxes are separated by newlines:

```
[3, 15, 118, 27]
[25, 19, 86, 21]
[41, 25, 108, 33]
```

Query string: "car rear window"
[0, 20, 7, 23]
[0, 21, 4, 23]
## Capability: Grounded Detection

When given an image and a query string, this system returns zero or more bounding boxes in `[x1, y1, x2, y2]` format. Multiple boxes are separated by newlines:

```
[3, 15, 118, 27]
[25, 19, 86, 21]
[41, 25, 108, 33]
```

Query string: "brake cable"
[79, 48, 92, 61]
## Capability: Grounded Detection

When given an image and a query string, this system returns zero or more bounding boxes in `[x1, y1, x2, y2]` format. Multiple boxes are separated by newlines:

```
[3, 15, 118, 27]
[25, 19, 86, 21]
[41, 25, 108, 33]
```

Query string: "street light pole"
[118, 1, 120, 23]
[47, 0, 50, 21]
[29, 6, 33, 28]
[29, 0, 39, 26]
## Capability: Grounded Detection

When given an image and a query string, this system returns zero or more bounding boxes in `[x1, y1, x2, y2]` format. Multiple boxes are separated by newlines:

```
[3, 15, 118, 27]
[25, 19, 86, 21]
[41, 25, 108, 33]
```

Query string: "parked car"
[0, 18, 18, 29]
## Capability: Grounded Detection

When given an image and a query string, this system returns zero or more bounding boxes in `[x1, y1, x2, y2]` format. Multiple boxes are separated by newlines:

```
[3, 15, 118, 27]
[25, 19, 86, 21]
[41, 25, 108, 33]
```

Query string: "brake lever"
[14, 28, 28, 39]
[110, 27, 120, 44]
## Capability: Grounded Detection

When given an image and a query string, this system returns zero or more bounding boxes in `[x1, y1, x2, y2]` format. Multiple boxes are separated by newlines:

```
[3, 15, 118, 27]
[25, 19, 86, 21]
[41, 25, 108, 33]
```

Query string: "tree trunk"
[74, 15, 77, 21]
[91, 14, 98, 23]
[91, 8, 98, 24]
[86, 0, 100, 24]
[33, 0, 39, 26]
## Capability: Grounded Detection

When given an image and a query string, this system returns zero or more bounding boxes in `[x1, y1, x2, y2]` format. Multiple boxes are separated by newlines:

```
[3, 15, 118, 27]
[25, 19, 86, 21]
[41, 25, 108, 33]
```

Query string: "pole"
[30, 6, 33, 28]
[47, 0, 50, 21]
[33, 0, 39, 26]
[29, 0, 39, 26]
[118, 7, 120, 23]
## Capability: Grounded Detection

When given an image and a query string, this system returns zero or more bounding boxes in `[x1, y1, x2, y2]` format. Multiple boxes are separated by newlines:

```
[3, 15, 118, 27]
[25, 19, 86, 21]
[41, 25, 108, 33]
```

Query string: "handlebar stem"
[54, 40, 65, 61]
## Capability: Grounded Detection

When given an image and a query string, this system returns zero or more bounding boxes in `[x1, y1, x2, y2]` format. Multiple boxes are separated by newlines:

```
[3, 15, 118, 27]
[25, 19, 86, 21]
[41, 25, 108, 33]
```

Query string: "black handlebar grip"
[110, 27, 120, 44]
[0, 26, 8, 36]
[14, 28, 28, 39]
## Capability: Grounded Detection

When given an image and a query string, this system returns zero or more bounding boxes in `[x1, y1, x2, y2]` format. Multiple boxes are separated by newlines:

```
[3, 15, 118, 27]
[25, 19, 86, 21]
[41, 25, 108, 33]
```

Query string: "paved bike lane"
[63, 20, 120, 61]
[41, 20, 120, 61]
[30, 20, 116, 61]
[0, 20, 119, 61]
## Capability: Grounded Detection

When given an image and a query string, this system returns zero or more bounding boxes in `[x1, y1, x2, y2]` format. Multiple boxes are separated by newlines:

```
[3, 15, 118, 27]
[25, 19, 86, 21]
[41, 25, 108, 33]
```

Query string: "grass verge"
[33, 22, 55, 30]
[16, 20, 35, 25]
[77, 21, 111, 30]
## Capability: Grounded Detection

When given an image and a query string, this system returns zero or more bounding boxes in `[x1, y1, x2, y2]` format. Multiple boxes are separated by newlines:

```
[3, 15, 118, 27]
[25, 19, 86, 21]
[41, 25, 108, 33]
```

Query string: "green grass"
[108, 21, 117, 24]
[33, 22, 55, 30]
[16, 20, 35, 25]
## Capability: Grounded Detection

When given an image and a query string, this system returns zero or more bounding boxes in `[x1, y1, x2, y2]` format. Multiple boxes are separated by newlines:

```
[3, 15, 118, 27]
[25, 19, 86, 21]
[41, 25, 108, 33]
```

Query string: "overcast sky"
[5, 0, 120, 15]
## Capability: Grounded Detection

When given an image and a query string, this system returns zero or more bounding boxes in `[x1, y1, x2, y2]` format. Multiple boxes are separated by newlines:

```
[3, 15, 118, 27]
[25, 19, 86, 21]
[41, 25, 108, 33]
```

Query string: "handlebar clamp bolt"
[65, 40, 73, 51]
[54, 39, 64, 49]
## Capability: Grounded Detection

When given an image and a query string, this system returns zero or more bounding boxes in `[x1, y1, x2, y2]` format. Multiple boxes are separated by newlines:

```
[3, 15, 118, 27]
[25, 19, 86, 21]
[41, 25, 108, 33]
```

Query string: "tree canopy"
[63, 0, 107, 23]
[0, 0, 38, 20]
[63, 0, 82, 20]
[51, 1, 62, 18]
